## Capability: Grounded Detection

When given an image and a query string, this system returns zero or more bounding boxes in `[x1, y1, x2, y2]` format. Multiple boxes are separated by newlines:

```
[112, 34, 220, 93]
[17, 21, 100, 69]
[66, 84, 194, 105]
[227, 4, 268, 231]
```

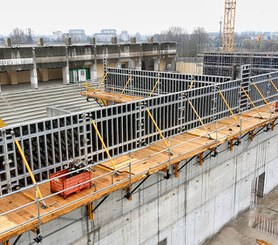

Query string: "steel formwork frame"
[105, 68, 229, 96]
[0, 68, 278, 195]
[203, 52, 278, 77]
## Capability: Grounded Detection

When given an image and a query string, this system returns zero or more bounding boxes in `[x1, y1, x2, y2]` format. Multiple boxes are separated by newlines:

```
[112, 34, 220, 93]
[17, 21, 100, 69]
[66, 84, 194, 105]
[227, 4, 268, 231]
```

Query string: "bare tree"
[10, 28, 27, 44]
[187, 27, 209, 56]
[154, 26, 190, 56]
[154, 26, 208, 57]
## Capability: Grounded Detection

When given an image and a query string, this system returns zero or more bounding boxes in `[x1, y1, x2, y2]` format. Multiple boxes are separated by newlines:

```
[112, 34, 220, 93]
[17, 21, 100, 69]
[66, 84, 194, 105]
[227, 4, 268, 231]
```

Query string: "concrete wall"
[176, 61, 203, 75]
[0, 72, 8, 85]
[12, 127, 278, 245]
[48, 68, 62, 81]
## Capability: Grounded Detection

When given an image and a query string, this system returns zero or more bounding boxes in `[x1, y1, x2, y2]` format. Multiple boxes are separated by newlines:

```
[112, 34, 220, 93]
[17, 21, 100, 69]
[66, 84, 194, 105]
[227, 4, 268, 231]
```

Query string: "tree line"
[154, 26, 209, 57]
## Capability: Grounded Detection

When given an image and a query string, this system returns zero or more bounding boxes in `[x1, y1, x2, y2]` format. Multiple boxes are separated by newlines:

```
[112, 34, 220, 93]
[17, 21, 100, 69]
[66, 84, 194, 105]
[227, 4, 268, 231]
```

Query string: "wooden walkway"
[80, 91, 143, 103]
[0, 105, 277, 242]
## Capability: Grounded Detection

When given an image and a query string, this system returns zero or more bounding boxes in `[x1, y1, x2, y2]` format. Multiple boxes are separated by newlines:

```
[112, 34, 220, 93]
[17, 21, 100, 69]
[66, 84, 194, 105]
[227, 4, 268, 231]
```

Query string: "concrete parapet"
[65, 37, 72, 46]
[130, 37, 136, 44]
[37, 37, 44, 47]
[4, 37, 11, 47]
[90, 37, 96, 45]
[111, 37, 117, 44]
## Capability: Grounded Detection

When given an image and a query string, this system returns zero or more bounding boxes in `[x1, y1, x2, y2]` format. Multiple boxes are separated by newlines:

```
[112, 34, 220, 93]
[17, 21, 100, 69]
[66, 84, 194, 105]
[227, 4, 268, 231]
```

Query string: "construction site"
[0, 1, 278, 245]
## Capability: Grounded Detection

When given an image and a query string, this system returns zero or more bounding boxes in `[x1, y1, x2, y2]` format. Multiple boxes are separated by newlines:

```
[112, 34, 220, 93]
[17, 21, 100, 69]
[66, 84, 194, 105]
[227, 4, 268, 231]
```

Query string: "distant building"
[93, 29, 117, 44]
[118, 30, 129, 43]
[68, 29, 88, 43]
[0, 34, 4, 45]
[52, 31, 63, 42]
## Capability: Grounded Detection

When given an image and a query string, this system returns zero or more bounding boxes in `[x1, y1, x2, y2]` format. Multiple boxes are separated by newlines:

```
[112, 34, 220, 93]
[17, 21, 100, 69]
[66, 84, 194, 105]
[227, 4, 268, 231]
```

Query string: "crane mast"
[222, 0, 237, 52]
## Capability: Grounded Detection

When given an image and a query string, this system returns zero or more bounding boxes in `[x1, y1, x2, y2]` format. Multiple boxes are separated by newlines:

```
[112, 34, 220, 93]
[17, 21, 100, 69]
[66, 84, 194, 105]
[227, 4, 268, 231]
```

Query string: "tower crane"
[222, 0, 237, 52]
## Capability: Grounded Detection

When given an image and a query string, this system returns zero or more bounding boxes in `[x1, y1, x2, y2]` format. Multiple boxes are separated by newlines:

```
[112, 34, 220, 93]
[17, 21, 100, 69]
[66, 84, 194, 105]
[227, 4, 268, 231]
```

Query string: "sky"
[1, 0, 278, 36]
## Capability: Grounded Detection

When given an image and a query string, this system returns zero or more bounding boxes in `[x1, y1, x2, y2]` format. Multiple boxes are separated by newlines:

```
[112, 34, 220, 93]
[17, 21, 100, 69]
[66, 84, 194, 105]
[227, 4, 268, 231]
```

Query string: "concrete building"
[118, 30, 130, 43]
[0, 41, 176, 89]
[68, 29, 88, 43]
[93, 29, 117, 44]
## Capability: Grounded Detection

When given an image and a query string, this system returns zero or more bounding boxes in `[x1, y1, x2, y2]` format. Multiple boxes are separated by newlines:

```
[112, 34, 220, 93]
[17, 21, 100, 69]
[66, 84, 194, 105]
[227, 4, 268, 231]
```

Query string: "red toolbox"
[50, 169, 91, 198]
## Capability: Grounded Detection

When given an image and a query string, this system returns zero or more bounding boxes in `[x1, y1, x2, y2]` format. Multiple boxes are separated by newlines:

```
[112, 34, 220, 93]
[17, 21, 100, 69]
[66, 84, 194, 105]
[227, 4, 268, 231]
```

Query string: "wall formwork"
[12, 122, 278, 245]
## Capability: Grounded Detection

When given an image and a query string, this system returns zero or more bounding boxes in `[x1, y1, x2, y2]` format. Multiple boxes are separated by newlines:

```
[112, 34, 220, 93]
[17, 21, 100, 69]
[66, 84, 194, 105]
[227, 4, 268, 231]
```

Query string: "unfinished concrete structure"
[0, 64, 278, 244]
[0, 41, 176, 89]
[203, 52, 278, 77]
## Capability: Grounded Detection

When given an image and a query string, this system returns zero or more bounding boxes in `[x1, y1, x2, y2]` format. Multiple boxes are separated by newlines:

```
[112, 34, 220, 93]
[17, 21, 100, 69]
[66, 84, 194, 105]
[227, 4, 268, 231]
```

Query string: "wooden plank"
[0, 104, 278, 242]
[80, 91, 143, 103]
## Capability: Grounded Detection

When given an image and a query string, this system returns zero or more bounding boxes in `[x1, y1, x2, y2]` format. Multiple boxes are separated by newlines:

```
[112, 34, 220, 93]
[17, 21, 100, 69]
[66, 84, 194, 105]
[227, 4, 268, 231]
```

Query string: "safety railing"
[0, 69, 278, 195]
[0, 107, 277, 241]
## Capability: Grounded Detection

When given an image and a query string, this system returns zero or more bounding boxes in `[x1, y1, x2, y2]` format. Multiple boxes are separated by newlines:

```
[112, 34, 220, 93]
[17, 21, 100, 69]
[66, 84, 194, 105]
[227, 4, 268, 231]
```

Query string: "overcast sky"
[1, 0, 278, 36]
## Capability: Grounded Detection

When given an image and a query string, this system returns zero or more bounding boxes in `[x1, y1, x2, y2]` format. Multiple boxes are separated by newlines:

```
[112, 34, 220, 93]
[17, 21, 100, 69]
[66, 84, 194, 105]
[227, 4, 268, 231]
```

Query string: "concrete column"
[154, 58, 160, 71]
[171, 57, 176, 71]
[39, 68, 49, 82]
[135, 58, 142, 70]
[128, 59, 136, 69]
[7, 71, 18, 85]
[62, 66, 70, 85]
[30, 68, 38, 89]
[90, 63, 97, 82]
[31, 48, 38, 89]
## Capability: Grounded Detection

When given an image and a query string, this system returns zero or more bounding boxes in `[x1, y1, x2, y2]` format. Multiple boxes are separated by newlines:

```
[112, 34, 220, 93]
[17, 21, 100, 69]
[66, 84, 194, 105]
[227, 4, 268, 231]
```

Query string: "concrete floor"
[205, 187, 278, 245]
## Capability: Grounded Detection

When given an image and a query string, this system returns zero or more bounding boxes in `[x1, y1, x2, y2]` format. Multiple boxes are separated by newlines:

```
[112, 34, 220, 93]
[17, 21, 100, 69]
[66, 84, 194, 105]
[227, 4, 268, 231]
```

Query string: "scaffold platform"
[0, 104, 277, 242]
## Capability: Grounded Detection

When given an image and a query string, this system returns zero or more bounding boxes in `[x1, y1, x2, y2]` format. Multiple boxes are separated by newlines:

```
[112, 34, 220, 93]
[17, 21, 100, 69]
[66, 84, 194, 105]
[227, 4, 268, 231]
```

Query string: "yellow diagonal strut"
[188, 79, 195, 90]
[92, 120, 117, 170]
[13, 136, 47, 208]
[270, 79, 278, 93]
[241, 86, 263, 118]
[97, 73, 108, 90]
[187, 99, 212, 139]
[146, 108, 169, 149]
[121, 76, 132, 94]
[250, 79, 272, 111]
[217, 86, 239, 125]
[187, 79, 211, 138]
[149, 77, 160, 97]
[0, 119, 6, 128]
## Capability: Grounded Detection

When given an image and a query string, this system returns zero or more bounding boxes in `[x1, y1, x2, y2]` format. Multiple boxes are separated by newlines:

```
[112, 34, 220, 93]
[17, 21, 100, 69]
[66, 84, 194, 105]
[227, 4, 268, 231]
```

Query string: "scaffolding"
[0, 67, 278, 243]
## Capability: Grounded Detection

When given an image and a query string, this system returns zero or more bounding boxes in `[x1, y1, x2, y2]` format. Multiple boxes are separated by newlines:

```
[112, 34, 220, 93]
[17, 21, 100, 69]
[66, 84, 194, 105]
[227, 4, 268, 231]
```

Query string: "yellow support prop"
[187, 99, 212, 139]
[146, 108, 169, 149]
[14, 138, 47, 208]
[91, 120, 117, 170]
[241, 87, 263, 118]
[97, 73, 108, 90]
[184, 80, 212, 138]
[188, 79, 195, 89]
[251, 80, 272, 111]
[270, 79, 278, 93]
[82, 82, 94, 92]
[217, 87, 239, 125]
[0, 119, 6, 128]
[149, 78, 160, 97]
[121, 76, 132, 94]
